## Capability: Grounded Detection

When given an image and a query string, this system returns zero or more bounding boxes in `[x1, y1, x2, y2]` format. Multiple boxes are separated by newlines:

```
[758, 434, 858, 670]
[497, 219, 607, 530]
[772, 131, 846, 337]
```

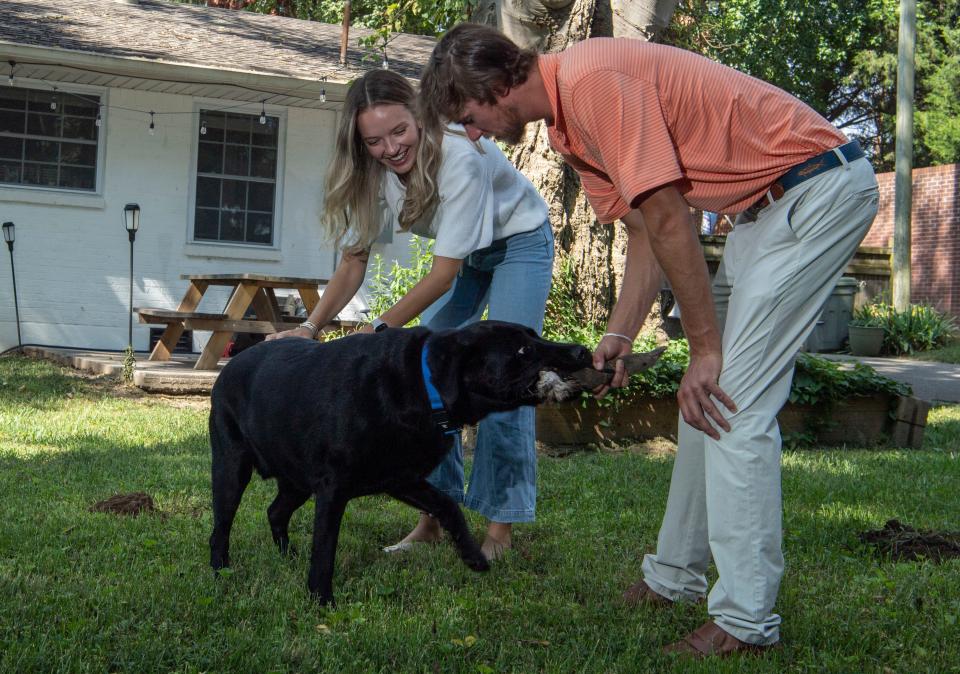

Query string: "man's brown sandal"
[622, 580, 705, 607]
[664, 621, 780, 658]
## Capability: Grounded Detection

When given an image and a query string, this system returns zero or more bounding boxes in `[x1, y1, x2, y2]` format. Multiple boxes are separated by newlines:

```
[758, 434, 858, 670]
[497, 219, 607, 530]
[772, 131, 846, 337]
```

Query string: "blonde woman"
[268, 70, 553, 561]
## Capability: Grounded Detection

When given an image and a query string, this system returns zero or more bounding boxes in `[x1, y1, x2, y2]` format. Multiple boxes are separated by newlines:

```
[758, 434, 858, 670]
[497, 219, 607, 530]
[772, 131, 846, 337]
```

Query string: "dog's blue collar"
[421, 341, 461, 436]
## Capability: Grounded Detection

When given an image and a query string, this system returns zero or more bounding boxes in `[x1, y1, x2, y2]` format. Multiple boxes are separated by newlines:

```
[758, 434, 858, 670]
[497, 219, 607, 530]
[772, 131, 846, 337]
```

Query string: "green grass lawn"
[1, 354, 958, 673]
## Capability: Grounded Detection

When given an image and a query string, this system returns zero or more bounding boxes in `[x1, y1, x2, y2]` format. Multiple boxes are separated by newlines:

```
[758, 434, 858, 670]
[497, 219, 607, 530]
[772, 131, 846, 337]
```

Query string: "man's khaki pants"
[641, 155, 879, 645]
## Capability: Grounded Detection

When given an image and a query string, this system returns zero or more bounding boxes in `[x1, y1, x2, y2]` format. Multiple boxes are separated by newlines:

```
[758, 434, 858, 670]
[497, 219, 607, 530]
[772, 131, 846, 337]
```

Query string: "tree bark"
[474, 0, 678, 328]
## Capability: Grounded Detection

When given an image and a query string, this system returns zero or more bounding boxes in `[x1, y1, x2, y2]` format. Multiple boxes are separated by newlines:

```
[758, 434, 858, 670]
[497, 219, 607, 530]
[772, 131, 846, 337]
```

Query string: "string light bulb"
[148, 111, 155, 135]
[7, 60, 14, 86]
[50, 87, 58, 110]
[319, 76, 326, 103]
[381, 50, 389, 70]
[259, 100, 267, 125]
[200, 119, 207, 136]
[95, 108, 102, 127]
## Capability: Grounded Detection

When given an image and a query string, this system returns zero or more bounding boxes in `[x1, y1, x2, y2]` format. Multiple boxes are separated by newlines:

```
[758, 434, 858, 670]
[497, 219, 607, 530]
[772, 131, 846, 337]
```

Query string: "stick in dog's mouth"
[537, 347, 668, 402]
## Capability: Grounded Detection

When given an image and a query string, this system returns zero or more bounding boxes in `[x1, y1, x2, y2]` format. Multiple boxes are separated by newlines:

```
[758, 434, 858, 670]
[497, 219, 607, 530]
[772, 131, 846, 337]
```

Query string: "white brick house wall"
[0, 80, 418, 353]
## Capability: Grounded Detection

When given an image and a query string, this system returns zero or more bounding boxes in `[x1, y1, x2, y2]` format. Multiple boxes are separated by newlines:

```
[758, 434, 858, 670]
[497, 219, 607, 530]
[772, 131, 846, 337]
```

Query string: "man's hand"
[266, 326, 314, 342]
[591, 334, 633, 398]
[677, 351, 737, 440]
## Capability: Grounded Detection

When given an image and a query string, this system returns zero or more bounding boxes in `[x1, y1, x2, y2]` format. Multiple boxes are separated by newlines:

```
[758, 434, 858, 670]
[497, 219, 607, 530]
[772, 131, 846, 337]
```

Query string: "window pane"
[224, 113, 250, 145]
[63, 97, 98, 116]
[251, 116, 278, 148]
[0, 160, 21, 184]
[0, 136, 22, 160]
[247, 212, 272, 244]
[25, 139, 58, 162]
[221, 211, 245, 242]
[250, 147, 276, 179]
[27, 113, 61, 137]
[60, 142, 96, 166]
[23, 163, 58, 186]
[199, 112, 225, 142]
[196, 176, 220, 208]
[194, 208, 220, 240]
[0, 109, 24, 133]
[62, 116, 97, 141]
[59, 166, 95, 189]
[197, 142, 222, 173]
[224, 144, 250, 176]
[0, 86, 27, 110]
[247, 181, 274, 212]
[27, 91, 57, 112]
[221, 179, 247, 211]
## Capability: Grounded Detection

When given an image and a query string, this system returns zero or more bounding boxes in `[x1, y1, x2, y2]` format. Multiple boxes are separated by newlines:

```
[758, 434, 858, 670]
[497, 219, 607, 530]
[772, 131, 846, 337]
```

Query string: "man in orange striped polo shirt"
[420, 23, 879, 657]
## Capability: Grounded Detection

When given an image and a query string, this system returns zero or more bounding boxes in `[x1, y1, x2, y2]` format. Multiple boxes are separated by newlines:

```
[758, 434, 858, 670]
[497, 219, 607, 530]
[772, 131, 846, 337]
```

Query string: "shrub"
[367, 236, 434, 326]
[851, 299, 956, 355]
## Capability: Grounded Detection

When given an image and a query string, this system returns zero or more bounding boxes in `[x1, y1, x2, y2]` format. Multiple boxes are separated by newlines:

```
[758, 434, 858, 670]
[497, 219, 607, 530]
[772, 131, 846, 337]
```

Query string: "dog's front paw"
[463, 550, 490, 572]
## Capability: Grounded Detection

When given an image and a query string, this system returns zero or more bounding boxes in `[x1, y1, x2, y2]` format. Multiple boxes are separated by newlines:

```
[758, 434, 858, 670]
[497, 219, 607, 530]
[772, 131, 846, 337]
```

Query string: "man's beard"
[495, 106, 528, 145]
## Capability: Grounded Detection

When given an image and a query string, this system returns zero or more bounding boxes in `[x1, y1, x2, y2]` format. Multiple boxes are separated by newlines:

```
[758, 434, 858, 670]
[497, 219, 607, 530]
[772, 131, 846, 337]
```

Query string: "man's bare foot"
[481, 522, 512, 561]
[382, 513, 442, 553]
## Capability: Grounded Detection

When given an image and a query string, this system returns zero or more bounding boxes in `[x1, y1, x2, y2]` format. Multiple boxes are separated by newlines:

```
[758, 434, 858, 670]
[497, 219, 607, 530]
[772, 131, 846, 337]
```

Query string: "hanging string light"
[95, 106, 102, 127]
[381, 48, 389, 70]
[7, 60, 14, 86]
[200, 118, 207, 135]
[50, 86, 58, 110]
[319, 76, 326, 103]
[259, 100, 267, 125]
[148, 110, 155, 135]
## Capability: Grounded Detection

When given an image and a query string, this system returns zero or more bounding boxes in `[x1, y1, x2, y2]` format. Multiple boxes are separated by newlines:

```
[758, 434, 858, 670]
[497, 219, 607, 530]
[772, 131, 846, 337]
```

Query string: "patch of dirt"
[89, 492, 157, 517]
[859, 519, 960, 562]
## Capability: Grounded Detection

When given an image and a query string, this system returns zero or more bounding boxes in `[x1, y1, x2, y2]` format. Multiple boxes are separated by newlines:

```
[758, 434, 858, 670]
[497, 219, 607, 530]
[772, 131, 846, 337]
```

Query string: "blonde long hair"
[322, 70, 445, 251]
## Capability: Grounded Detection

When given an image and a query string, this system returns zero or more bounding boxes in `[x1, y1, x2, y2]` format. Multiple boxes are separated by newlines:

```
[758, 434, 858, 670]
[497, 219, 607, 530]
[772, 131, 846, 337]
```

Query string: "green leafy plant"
[850, 303, 889, 329]
[367, 235, 434, 326]
[120, 346, 136, 384]
[790, 353, 911, 406]
[850, 298, 956, 355]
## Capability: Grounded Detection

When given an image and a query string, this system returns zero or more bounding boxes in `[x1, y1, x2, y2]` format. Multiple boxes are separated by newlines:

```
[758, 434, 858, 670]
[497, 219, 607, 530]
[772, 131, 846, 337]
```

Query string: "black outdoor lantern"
[123, 204, 140, 350]
[2, 221, 21, 351]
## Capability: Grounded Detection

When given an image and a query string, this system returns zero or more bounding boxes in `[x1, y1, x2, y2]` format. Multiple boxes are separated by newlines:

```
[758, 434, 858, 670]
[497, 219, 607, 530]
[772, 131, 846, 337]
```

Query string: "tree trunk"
[473, 0, 678, 328]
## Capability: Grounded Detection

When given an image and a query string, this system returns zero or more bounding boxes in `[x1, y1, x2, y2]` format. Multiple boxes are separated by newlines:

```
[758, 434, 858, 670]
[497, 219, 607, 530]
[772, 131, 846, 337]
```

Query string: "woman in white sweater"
[269, 69, 553, 560]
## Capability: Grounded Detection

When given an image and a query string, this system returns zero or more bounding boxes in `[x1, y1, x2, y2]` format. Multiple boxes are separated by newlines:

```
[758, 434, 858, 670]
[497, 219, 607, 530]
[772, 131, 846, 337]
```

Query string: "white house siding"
[0, 80, 421, 353]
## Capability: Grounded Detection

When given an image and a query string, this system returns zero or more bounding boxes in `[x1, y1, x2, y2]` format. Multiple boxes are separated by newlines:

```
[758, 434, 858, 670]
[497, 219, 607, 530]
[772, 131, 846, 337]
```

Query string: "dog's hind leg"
[209, 412, 254, 571]
[306, 490, 348, 605]
[388, 481, 490, 572]
[268, 479, 310, 557]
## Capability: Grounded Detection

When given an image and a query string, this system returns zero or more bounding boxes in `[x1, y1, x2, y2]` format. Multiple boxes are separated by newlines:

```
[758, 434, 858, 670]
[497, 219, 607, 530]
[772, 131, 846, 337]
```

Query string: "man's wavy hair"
[419, 23, 538, 129]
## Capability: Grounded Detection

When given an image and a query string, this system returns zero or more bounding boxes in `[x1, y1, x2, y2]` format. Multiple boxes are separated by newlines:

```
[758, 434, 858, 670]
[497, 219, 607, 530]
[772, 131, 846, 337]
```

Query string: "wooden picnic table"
[138, 273, 332, 370]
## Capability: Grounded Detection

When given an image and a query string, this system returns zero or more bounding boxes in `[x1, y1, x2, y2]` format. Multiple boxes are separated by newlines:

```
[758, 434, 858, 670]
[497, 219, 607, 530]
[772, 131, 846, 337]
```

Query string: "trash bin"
[804, 277, 860, 352]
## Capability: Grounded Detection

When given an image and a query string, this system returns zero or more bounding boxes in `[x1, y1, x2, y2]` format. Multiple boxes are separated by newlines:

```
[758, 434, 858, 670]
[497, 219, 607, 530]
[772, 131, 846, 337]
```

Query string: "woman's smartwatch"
[371, 318, 389, 332]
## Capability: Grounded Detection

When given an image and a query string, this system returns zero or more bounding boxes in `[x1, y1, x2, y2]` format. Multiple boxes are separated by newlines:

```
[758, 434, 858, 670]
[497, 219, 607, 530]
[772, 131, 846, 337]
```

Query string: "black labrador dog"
[209, 320, 593, 604]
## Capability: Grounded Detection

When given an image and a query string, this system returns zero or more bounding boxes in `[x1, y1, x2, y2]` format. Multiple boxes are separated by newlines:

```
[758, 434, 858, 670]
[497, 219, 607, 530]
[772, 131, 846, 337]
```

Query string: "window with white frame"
[194, 110, 279, 245]
[0, 85, 100, 191]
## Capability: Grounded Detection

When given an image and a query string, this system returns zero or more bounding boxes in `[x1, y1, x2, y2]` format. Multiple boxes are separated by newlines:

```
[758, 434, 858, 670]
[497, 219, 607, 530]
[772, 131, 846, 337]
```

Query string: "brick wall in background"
[860, 164, 959, 317]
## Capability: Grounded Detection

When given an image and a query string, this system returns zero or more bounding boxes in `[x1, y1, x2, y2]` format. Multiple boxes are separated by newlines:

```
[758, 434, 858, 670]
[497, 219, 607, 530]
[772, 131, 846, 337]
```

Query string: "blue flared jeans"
[421, 220, 554, 522]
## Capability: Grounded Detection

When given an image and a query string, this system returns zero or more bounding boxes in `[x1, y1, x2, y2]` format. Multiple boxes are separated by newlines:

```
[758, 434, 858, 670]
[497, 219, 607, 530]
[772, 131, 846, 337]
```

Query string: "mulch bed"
[859, 519, 960, 562]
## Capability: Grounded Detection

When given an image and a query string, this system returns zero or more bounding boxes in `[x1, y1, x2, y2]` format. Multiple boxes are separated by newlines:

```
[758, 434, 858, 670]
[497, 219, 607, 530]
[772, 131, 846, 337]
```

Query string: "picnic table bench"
[137, 273, 350, 370]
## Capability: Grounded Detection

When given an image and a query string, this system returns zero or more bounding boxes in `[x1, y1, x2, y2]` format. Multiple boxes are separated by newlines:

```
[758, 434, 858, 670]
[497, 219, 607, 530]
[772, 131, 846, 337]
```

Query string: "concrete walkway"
[821, 354, 960, 404]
